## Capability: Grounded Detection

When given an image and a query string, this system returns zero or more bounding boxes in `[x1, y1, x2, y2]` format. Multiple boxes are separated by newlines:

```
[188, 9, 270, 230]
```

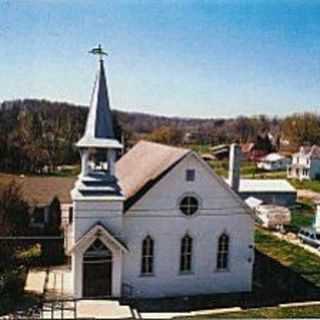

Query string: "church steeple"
[77, 46, 122, 149]
[73, 45, 123, 197]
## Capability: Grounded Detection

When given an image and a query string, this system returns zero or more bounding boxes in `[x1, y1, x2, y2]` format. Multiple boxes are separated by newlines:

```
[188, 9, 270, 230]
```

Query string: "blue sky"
[1, 0, 319, 118]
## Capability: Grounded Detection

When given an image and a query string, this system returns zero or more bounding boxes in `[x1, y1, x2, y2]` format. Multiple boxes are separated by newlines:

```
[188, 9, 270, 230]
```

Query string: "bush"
[0, 266, 26, 297]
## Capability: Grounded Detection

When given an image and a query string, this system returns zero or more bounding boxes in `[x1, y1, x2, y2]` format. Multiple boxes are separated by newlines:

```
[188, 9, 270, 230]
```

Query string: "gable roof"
[0, 173, 75, 205]
[260, 153, 287, 162]
[116, 140, 190, 210]
[68, 222, 128, 254]
[2, 141, 252, 218]
[299, 145, 320, 159]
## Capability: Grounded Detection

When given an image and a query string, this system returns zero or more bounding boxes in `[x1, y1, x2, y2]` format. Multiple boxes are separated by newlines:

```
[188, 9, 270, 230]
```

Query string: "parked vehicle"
[298, 227, 320, 249]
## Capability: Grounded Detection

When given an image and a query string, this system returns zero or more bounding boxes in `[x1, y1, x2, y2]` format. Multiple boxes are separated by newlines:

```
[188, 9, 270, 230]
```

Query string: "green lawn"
[290, 179, 320, 193]
[290, 200, 315, 232]
[207, 159, 287, 179]
[255, 228, 320, 286]
[176, 305, 320, 319]
[208, 159, 259, 178]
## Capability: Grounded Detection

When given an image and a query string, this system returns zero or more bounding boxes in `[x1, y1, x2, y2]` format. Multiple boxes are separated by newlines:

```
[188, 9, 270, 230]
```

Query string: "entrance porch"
[69, 223, 128, 299]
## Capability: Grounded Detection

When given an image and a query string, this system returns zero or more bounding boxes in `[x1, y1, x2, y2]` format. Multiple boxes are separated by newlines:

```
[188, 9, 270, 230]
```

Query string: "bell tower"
[71, 45, 124, 237]
[74, 45, 122, 197]
[71, 45, 125, 298]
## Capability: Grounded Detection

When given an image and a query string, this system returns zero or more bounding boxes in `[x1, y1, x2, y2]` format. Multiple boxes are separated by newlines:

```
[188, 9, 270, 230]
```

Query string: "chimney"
[228, 143, 241, 192]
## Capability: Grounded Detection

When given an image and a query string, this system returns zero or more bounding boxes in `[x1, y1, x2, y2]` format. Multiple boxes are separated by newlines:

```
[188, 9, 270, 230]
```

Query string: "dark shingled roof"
[84, 59, 114, 140]
[0, 173, 75, 205]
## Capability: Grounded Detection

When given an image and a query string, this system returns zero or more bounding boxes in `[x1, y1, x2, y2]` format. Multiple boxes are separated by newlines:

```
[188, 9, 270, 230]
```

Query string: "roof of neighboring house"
[210, 144, 229, 152]
[0, 141, 190, 208]
[241, 143, 255, 154]
[259, 153, 287, 162]
[0, 173, 75, 205]
[201, 153, 216, 161]
[298, 145, 320, 159]
[245, 196, 263, 209]
[116, 140, 190, 208]
[239, 179, 296, 193]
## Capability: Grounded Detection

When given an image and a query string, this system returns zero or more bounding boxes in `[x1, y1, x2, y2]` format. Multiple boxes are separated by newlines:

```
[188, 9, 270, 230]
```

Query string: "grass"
[290, 179, 320, 193]
[176, 305, 320, 319]
[289, 200, 315, 232]
[207, 159, 287, 179]
[188, 144, 212, 154]
[255, 228, 320, 286]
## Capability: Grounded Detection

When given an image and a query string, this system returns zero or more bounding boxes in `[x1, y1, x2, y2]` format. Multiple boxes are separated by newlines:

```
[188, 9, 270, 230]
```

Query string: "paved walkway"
[24, 261, 320, 319]
[24, 268, 47, 295]
[41, 300, 133, 319]
[24, 266, 133, 319]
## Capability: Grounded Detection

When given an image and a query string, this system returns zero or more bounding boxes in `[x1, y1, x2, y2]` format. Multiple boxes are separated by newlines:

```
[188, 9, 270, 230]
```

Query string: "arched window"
[83, 239, 112, 262]
[217, 233, 229, 271]
[141, 236, 154, 275]
[180, 234, 193, 273]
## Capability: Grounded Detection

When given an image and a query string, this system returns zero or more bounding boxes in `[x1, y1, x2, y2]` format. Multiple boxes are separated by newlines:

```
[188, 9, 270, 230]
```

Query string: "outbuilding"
[257, 153, 291, 171]
[238, 179, 297, 207]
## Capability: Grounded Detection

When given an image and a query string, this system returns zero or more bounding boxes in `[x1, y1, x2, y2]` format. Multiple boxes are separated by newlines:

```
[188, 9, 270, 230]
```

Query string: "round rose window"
[179, 196, 199, 216]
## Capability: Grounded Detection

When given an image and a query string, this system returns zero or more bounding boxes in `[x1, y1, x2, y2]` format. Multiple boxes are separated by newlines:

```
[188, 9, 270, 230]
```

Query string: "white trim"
[69, 224, 128, 254]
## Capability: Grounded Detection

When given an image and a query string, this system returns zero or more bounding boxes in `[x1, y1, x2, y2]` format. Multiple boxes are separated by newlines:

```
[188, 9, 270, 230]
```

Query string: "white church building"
[69, 49, 254, 299]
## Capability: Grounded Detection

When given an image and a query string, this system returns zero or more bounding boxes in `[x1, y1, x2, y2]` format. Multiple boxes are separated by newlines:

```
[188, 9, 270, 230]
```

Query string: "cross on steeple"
[89, 44, 108, 61]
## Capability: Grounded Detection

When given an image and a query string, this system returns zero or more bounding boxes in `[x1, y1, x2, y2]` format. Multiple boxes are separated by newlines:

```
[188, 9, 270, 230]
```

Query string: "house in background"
[241, 142, 270, 162]
[257, 153, 291, 171]
[0, 173, 72, 233]
[210, 144, 230, 160]
[287, 145, 320, 180]
[226, 145, 297, 207]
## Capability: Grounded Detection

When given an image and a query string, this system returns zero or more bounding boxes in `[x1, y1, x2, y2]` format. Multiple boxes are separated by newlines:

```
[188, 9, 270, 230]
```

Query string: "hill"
[3, 98, 318, 174]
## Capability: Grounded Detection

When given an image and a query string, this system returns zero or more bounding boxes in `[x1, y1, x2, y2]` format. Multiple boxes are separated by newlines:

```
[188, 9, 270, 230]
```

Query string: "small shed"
[245, 196, 263, 209]
[257, 153, 291, 171]
[201, 153, 216, 162]
[238, 179, 297, 207]
[255, 204, 291, 230]
[210, 144, 230, 160]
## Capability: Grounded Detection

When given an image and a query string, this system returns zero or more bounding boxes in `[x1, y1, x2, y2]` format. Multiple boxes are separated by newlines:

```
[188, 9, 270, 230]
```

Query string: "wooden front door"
[83, 239, 113, 298]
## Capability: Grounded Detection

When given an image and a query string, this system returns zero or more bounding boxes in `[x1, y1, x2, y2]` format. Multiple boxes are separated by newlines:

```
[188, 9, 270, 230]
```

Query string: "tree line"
[0, 99, 319, 173]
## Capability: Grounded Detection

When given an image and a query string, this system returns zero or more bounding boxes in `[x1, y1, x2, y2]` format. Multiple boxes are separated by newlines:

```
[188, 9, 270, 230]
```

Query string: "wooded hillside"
[0, 99, 319, 174]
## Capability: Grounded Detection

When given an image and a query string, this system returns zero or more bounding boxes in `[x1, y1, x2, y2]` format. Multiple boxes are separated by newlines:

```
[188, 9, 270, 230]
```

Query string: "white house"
[287, 145, 320, 180]
[69, 51, 254, 299]
[257, 153, 291, 171]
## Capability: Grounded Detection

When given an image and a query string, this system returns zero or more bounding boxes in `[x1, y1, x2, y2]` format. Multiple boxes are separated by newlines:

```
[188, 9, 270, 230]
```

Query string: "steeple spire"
[76, 45, 122, 149]
[72, 45, 123, 198]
